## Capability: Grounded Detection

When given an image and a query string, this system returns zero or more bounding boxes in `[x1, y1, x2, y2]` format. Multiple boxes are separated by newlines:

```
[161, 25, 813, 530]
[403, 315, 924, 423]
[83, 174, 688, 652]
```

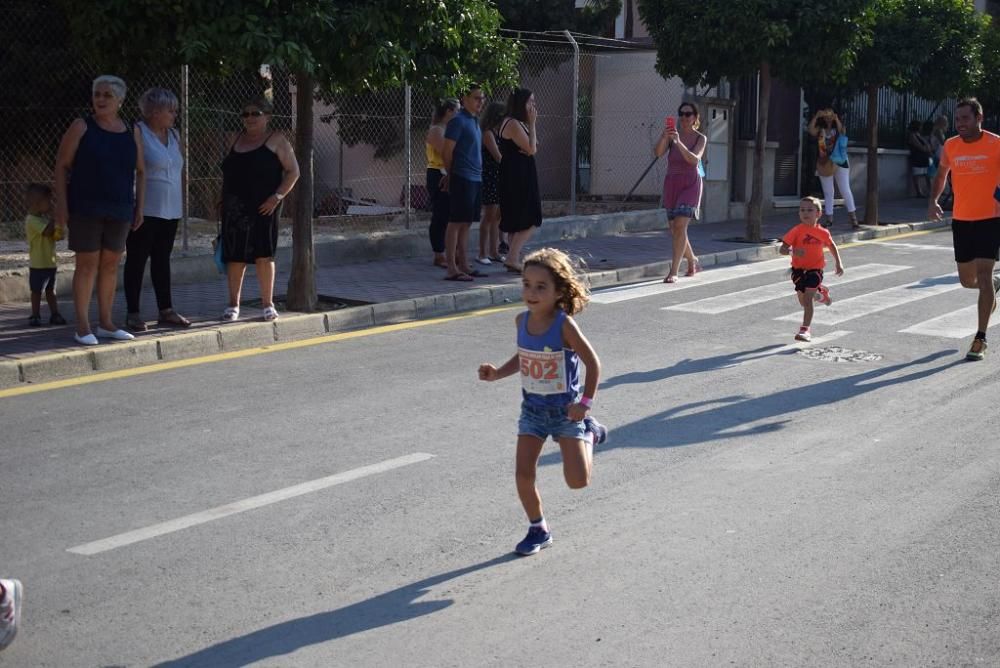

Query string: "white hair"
[93, 75, 127, 100]
[138, 87, 179, 118]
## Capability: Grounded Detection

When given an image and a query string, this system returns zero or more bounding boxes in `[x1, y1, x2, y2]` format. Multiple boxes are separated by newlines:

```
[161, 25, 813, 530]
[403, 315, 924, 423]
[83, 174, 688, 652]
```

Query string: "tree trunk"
[746, 61, 771, 242]
[864, 83, 879, 226]
[286, 70, 317, 312]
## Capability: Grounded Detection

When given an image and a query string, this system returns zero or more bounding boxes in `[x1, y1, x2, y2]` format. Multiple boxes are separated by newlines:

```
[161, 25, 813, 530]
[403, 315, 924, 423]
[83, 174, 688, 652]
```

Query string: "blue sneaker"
[584, 416, 608, 448]
[515, 526, 553, 556]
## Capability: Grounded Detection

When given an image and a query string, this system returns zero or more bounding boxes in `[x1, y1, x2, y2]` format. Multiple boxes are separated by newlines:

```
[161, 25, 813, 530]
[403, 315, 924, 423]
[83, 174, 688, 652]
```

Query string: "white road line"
[775, 273, 962, 324]
[67, 453, 435, 556]
[663, 264, 909, 314]
[900, 305, 1000, 338]
[590, 257, 788, 304]
[876, 242, 953, 251]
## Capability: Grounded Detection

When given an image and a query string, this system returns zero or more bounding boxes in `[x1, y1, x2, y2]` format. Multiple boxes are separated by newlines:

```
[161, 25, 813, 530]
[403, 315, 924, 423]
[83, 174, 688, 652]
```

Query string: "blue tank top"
[517, 310, 582, 407]
[67, 117, 137, 222]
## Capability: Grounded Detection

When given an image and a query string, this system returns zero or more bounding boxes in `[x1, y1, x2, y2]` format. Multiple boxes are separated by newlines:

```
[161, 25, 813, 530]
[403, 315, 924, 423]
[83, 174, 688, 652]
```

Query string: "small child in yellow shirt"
[24, 184, 66, 327]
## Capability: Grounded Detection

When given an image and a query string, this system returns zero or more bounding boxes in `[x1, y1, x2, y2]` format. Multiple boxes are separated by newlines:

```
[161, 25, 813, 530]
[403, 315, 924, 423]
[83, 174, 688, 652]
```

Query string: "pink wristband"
[579, 396, 594, 408]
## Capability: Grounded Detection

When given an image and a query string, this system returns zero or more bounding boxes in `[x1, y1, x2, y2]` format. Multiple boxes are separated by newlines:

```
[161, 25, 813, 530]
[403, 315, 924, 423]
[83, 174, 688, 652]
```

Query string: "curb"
[0, 219, 948, 389]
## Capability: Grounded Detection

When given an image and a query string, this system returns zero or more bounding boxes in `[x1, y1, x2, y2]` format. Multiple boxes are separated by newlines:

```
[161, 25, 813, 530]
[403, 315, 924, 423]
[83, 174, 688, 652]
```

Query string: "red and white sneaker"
[0, 579, 22, 651]
[795, 327, 812, 342]
[814, 285, 833, 306]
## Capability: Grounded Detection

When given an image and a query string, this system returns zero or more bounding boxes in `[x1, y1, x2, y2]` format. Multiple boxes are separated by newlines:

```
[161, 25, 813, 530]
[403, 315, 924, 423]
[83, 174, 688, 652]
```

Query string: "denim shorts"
[667, 204, 699, 221]
[517, 400, 587, 441]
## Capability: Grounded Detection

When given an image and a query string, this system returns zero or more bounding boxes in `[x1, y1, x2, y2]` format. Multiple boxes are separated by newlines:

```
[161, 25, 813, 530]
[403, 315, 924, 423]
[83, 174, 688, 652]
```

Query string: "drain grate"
[798, 346, 883, 363]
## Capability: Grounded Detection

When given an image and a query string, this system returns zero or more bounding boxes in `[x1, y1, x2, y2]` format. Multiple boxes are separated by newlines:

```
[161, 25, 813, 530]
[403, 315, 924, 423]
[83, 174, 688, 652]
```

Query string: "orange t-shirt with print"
[783, 223, 833, 269]
[942, 131, 1000, 221]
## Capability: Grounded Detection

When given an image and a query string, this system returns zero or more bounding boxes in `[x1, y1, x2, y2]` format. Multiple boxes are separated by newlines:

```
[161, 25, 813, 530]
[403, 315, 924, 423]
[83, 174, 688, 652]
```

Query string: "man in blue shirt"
[442, 84, 485, 281]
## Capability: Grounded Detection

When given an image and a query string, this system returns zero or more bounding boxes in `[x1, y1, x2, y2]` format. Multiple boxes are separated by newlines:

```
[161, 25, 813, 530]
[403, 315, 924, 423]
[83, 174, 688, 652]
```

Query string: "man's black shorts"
[952, 218, 1000, 263]
[791, 268, 823, 293]
[449, 174, 482, 223]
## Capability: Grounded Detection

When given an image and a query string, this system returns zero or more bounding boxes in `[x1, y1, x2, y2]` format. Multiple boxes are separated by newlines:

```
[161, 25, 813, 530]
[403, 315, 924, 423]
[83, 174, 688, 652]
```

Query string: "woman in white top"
[124, 87, 189, 331]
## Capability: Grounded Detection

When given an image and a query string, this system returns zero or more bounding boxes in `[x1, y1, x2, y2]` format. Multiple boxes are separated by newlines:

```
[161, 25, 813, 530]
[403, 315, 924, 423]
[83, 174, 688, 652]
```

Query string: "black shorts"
[449, 174, 482, 223]
[791, 268, 823, 292]
[952, 218, 1000, 263]
[68, 215, 131, 253]
[29, 267, 57, 292]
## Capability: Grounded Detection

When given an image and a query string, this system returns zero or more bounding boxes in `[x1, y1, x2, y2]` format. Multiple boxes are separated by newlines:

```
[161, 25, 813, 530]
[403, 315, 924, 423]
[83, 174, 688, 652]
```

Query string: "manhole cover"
[798, 346, 883, 363]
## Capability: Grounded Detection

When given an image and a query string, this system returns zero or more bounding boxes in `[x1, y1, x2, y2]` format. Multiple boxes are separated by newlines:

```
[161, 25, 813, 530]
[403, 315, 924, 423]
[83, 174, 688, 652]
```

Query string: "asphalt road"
[2, 228, 998, 667]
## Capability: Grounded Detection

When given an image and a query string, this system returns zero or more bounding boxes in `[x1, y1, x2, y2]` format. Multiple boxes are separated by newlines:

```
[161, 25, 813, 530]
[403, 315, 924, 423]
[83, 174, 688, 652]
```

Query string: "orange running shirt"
[942, 131, 1000, 221]
[782, 223, 833, 269]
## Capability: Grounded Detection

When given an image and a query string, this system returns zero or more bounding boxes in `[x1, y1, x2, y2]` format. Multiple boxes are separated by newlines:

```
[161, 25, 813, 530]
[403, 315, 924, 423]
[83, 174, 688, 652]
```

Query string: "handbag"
[816, 156, 837, 177]
[212, 220, 225, 274]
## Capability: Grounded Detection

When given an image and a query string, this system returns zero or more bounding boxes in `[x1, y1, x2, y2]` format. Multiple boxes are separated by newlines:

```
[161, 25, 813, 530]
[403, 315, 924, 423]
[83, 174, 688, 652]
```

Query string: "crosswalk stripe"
[775, 273, 962, 324]
[663, 264, 909, 314]
[877, 242, 953, 252]
[590, 258, 790, 304]
[899, 305, 1000, 338]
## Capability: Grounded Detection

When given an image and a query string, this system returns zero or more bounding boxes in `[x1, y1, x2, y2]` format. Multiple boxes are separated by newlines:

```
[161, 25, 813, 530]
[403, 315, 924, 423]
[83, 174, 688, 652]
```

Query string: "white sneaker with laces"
[0, 578, 23, 651]
[795, 328, 812, 342]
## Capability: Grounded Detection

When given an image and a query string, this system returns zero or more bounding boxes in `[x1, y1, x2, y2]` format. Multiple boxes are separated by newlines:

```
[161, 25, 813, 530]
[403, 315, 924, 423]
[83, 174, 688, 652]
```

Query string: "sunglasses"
[678, 111, 696, 117]
[241, 110, 266, 118]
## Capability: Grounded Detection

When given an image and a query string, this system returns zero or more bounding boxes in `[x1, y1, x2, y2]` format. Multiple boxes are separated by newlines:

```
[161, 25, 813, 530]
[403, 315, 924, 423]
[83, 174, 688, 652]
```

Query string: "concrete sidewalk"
[0, 199, 946, 387]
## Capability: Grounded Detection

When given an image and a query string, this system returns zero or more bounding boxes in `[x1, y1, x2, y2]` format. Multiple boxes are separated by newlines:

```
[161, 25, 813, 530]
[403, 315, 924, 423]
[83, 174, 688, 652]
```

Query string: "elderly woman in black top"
[219, 96, 299, 322]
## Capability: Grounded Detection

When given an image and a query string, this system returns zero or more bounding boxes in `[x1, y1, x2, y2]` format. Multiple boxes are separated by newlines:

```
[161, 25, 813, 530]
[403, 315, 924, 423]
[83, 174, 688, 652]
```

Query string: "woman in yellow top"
[426, 99, 459, 268]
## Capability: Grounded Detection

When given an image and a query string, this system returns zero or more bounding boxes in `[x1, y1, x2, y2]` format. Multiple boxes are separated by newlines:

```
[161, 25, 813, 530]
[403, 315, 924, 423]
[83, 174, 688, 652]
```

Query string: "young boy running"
[780, 196, 845, 342]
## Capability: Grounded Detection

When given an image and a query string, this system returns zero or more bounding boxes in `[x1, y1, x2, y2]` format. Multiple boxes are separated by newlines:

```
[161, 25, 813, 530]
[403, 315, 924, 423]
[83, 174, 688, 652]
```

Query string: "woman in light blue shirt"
[124, 87, 190, 331]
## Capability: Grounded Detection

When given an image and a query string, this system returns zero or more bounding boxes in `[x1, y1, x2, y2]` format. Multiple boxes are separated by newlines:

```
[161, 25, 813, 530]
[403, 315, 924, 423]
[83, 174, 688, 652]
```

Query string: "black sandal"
[126, 313, 148, 332]
[158, 309, 191, 328]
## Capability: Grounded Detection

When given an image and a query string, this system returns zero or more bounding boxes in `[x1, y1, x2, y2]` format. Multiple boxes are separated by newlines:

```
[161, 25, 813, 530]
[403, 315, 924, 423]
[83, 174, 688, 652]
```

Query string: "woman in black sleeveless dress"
[498, 88, 542, 272]
[220, 96, 299, 322]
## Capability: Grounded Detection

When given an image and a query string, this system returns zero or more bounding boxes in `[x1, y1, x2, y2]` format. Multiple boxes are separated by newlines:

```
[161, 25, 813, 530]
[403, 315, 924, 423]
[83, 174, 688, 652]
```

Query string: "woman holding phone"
[655, 101, 706, 283]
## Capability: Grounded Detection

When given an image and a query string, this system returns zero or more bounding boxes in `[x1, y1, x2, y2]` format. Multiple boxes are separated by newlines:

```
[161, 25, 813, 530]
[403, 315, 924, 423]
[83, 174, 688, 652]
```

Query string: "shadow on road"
[154, 553, 518, 667]
[601, 344, 787, 388]
[541, 349, 960, 466]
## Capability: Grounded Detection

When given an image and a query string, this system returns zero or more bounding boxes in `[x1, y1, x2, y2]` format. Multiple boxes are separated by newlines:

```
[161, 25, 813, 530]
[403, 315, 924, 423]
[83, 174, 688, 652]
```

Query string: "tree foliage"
[637, 0, 869, 89]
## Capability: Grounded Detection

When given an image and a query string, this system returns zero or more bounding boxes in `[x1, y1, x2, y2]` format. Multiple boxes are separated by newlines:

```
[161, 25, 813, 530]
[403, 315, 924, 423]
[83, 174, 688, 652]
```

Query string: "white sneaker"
[795, 328, 812, 342]
[0, 578, 23, 651]
[262, 305, 279, 322]
[74, 332, 99, 346]
[221, 306, 240, 322]
[475, 256, 492, 265]
[95, 327, 135, 341]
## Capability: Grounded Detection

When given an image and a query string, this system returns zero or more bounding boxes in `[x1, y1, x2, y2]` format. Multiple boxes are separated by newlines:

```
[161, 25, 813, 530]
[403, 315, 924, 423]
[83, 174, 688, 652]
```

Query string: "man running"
[929, 97, 1000, 361]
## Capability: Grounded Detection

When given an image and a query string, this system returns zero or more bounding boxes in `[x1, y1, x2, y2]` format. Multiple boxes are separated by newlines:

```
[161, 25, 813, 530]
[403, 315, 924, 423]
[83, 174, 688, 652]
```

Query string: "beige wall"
[589, 50, 687, 198]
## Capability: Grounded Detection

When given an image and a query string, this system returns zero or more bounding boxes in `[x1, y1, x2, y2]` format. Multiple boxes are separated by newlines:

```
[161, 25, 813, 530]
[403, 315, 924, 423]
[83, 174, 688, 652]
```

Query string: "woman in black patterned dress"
[219, 96, 299, 322]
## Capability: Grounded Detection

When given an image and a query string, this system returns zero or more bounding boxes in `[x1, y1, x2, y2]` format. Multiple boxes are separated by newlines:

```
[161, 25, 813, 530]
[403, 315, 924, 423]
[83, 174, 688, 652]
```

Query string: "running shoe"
[966, 337, 987, 361]
[795, 327, 811, 342]
[514, 526, 553, 556]
[584, 416, 608, 448]
[0, 579, 22, 651]
[815, 285, 833, 306]
[821, 215, 834, 228]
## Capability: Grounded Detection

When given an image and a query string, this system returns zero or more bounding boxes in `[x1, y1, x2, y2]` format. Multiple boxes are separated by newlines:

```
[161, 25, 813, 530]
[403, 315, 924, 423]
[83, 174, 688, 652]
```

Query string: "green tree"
[62, 0, 518, 311]
[848, 0, 985, 225]
[973, 16, 1000, 125]
[638, 0, 870, 241]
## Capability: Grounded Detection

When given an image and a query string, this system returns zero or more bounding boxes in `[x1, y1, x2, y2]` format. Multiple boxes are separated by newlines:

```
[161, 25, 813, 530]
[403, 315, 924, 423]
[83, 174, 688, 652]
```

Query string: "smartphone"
[665, 116, 676, 131]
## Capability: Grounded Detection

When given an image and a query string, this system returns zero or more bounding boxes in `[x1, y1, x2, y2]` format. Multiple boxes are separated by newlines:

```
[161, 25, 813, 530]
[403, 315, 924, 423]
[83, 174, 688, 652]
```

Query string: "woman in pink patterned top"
[655, 101, 707, 283]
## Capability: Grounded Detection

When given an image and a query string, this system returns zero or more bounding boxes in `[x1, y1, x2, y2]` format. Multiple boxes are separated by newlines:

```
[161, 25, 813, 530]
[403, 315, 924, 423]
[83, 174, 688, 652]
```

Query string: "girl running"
[478, 248, 607, 556]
